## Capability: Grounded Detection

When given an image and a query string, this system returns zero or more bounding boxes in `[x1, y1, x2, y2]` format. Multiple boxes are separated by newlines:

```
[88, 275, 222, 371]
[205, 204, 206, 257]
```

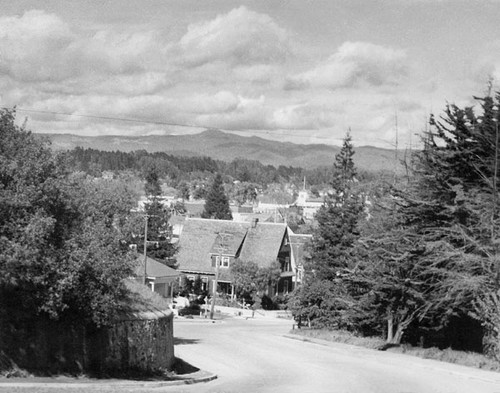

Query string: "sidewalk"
[0, 361, 217, 390]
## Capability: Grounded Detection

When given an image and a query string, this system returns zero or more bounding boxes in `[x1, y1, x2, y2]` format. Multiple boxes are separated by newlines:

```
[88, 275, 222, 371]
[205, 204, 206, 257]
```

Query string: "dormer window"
[212, 255, 230, 268]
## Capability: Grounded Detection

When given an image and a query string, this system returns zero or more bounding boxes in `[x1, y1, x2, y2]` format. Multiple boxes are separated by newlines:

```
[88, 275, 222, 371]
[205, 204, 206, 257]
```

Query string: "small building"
[135, 256, 181, 299]
[293, 190, 324, 220]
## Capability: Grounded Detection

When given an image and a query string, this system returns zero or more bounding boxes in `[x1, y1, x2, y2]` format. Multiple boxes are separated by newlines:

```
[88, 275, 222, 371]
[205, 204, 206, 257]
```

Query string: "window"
[282, 257, 291, 271]
[212, 256, 230, 268]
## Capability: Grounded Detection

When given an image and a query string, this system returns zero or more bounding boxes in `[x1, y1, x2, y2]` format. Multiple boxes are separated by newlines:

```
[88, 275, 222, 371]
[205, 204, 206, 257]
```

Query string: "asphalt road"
[2, 316, 500, 393]
[171, 316, 500, 393]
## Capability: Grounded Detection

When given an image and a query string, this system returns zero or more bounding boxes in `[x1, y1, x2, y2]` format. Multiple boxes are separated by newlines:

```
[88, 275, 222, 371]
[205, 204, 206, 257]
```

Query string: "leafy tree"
[144, 167, 162, 197]
[0, 109, 135, 327]
[232, 182, 259, 206]
[231, 260, 259, 303]
[231, 260, 281, 304]
[202, 173, 233, 220]
[288, 279, 354, 329]
[177, 181, 190, 200]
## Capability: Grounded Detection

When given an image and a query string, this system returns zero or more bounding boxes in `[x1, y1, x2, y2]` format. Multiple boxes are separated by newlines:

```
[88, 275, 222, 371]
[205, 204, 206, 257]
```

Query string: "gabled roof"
[135, 255, 180, 283]
[177, 218, 248, 275]
[238, 222, 288, 268]
[184, 201, 205, 217]
[288, 232, 313, 268]
[176, 218, 288, 276]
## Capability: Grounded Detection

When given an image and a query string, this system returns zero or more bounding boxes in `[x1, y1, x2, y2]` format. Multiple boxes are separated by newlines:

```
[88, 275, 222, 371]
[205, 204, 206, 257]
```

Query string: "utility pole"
[143, 215, 148, 285]
[210, 232, 231, 319]
[142, 212, 160, 285]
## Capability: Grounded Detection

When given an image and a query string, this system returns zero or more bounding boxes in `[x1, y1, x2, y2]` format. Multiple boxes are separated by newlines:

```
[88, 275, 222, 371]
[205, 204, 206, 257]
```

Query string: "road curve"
[172, 317, 500, 393]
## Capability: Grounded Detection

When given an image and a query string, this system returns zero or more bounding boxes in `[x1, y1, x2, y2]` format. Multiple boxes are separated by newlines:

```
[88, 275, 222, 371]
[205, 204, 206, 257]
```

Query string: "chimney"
[252, 218, 259, 228]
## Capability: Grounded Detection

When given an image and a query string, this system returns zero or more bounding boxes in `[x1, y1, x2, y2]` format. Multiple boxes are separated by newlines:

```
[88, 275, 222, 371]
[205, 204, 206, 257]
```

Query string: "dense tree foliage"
[201, 173, 233, 220]
[0, 109, 137, 327]
[291, 91, 500, 357]
[230, 260, 281, 305]
[291, 132, 365, 328]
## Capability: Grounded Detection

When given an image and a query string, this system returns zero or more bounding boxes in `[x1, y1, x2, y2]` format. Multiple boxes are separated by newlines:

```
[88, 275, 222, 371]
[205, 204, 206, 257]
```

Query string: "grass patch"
[291, 328, 500, 372]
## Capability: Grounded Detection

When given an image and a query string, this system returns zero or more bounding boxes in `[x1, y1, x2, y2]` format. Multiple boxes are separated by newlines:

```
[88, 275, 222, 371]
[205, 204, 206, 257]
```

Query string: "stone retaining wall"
[0, 310, 174, 375]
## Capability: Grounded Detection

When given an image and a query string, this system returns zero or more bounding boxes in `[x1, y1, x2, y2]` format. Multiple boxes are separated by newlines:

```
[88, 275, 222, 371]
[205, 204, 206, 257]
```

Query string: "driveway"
[171, 316, 500, 393]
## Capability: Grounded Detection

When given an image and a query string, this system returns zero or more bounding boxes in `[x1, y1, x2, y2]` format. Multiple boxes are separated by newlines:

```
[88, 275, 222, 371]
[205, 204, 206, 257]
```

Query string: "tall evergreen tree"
[332, 129, 357, 191]
[292, 132, 364, 328]
[142, 197, 178, 268]
[202, 173, 233, 220]
[144, 165, 162, 197]
[309, 131, 363, 280]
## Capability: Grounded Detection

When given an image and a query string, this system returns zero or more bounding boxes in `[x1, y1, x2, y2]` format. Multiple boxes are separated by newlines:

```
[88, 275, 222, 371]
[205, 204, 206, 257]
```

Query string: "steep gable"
[289, 233, 312, 269]
[238, 222, 288, 268]
[176, 218, 248, 276]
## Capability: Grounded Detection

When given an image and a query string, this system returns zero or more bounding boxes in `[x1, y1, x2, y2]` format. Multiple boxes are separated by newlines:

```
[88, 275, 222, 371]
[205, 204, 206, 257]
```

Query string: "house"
[288, 232, 313, 287]
[135, 256, 181, 299]
[293, 190, 324, 220]
[176, 217, 299, 298]
[184, 201, 206, 217]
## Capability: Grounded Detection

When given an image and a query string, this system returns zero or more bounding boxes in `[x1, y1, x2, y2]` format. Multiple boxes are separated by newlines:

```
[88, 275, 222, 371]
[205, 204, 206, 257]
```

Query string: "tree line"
[63, 145, 385, 190]
[291, 92, 500, 358]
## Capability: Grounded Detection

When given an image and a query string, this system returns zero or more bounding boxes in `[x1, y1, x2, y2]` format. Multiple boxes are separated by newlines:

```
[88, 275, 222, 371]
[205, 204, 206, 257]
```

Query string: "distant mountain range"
[38, 129, 408, 172]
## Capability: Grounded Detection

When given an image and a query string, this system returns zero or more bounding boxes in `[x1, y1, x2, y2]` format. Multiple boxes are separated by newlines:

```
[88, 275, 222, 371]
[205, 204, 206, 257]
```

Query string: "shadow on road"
[174, 337, 201, 345]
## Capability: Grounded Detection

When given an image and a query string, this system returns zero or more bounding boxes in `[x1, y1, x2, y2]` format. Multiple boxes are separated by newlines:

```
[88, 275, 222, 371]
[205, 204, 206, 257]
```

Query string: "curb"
[283, 333, 500, 385]
[0, 369, 217, 389]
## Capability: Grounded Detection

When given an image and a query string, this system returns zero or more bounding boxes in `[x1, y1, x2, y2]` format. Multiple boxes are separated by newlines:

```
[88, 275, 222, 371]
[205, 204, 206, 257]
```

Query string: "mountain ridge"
[37, 129, 405, 172]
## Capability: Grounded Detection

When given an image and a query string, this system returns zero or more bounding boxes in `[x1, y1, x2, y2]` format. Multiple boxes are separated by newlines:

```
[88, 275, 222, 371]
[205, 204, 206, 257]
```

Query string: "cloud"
[272, 103, 335, 129]
[177, 6, 291, 68]
[0, 10, 74, 82]
[193, 94, 271, 130]
[285, 41, 408, 90]
[0, 10, 167, 83]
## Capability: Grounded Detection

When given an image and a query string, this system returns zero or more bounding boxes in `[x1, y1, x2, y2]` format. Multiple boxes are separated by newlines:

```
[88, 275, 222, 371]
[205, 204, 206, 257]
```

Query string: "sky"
[1, 0, 500, 148]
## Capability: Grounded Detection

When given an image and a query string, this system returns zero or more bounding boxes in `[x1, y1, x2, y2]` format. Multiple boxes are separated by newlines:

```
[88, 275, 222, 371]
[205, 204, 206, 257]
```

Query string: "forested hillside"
[62, 147, 390, 189]
[40, 129, 404, 172]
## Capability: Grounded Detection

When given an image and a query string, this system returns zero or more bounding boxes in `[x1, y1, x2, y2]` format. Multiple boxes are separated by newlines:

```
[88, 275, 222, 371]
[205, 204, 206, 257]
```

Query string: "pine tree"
[143, 197, 178, 268]
[295, 132, 364, 328]
[202, 173, 233, 220]
[309, 131, 363, 280]
[144, 167, 162, 197]
[332, 129, 357, 191]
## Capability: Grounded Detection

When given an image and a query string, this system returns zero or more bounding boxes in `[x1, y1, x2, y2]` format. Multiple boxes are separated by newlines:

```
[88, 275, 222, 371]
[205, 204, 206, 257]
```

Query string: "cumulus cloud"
[0, 10, 74, 81]
[0, 10, 168, 83]
[177, 6, 291, 68]
[285, 41, 408, 90]
[0, 7, 431, 149]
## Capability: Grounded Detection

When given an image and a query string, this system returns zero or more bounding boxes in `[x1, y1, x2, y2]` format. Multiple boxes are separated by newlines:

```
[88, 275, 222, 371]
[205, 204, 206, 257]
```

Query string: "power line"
[11, 106, 402, 146]
[15, 108, 201, 129]
[12, 107, 344, 142]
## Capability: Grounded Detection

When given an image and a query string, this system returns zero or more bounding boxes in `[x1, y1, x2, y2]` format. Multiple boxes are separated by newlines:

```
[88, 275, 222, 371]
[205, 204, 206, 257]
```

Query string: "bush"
[178, 304, 201, 316]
